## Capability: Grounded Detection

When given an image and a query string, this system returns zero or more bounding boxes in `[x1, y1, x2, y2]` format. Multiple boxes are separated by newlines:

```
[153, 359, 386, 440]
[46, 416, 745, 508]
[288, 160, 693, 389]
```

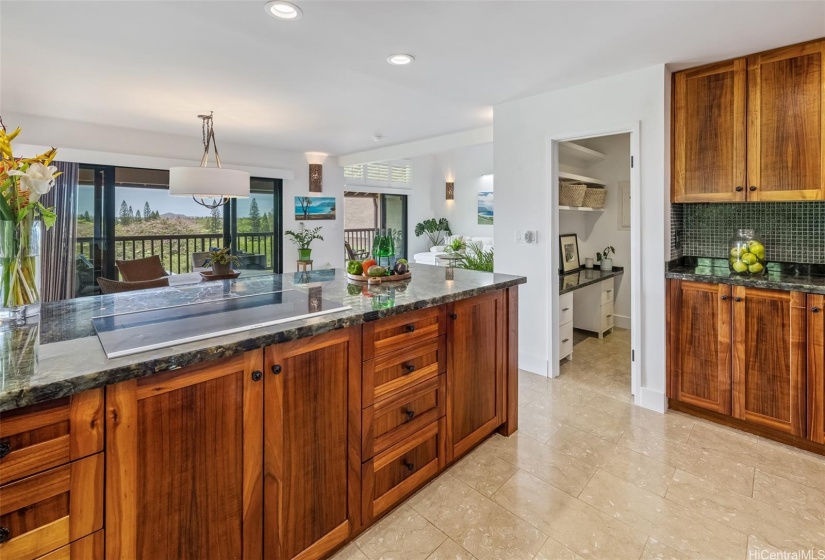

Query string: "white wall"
[6, 112, 346, 272]
[559, 134, 631, 328]
[432, 143, 494, 239]
[494, 64, 670, 412]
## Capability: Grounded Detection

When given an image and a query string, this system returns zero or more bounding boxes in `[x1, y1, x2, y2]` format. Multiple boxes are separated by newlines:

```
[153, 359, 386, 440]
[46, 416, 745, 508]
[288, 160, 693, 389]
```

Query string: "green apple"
[748, 262, 764, 274]
[730, 247, 745, 258]
[732, 261, 748, 273]
[741, 253, 757, 265]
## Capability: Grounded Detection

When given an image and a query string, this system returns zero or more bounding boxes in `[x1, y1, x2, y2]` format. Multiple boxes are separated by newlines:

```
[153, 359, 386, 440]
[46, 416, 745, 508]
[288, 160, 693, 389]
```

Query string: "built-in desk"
[558, 267, 624, 360]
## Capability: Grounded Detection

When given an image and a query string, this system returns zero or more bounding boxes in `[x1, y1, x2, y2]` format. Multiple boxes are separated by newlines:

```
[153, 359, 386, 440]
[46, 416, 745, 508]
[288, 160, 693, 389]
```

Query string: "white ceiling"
[2, 1, 823, 156]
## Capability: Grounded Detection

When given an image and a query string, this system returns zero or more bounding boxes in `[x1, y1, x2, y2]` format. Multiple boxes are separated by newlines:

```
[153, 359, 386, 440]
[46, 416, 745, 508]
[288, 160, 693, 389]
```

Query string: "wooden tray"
[200, 270, 241, 281]
[347, 271, 411, 285]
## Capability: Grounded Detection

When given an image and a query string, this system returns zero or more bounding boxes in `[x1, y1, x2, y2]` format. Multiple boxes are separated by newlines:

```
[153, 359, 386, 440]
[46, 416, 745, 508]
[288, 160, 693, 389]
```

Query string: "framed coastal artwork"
[559, 233, 581, 274]
[477, 191, 494, 225]
[295, 196, 336, 220]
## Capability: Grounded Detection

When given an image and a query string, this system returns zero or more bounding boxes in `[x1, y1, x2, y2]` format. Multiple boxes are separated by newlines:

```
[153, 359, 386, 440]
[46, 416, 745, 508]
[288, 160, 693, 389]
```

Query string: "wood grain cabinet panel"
[748, 41, 825, 201]
[264, 328, 361, 560]
[667, 280, 733, 413]
[37, 531, 103, 560]
[446, 291, 505, 462]
[0, 453, 103, 560]
[0, 389, 103, 486]
[105, 351, 264, 560]
[362, 305, 446, 360]
[732, 287, 807, 436]
[362, 336, 445, 407]
[808, 294, 825, 444]
[672, 59, 747, 202]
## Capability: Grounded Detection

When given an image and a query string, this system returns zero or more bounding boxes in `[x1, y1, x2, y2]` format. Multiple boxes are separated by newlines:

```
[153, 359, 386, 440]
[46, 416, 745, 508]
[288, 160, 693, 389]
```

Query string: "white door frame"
[546, 122, 642, 403]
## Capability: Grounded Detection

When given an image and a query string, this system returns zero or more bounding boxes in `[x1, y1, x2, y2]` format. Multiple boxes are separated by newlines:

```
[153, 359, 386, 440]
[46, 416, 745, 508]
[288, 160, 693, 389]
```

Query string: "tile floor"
[333, 328, 825, 560]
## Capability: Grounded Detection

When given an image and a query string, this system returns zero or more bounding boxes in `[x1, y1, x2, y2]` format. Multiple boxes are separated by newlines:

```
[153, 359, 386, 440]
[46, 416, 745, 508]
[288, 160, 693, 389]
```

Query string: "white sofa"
[413, 235, 494, 266]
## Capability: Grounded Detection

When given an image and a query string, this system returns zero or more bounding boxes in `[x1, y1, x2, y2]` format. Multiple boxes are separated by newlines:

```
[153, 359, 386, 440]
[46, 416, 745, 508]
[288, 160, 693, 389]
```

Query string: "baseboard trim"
[614, 314, 631, 330]
[638, 387, 666, 413]
[518, 352, 549, 377]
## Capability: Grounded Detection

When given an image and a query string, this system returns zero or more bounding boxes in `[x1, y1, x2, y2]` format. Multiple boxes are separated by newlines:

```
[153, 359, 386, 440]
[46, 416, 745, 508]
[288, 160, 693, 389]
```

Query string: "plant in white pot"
[285, 223, 323, 261]
[204, 247, 241, 275]
[596, 246, 615, 271]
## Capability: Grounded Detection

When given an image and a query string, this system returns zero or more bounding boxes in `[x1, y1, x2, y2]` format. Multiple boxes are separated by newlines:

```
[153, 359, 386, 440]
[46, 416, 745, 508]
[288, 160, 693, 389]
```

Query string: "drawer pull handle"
[0, 527, 10, 544]
[813, 307, 821, 313]
[562, 338, 570, 343]
[403, 363, 416, 374]
[450, 313, 458, 320]
[735, 186, 743, 192]
[405, 324, 415, 333]
[403, 460, 415, 472]
[0, 441, 10, 460]
[562, 307, 570, 311]
[404, 409, 416, 421]
[271, 364, 282, 375]
[607, 314, 612, 318]
[606, 290, 612, 293]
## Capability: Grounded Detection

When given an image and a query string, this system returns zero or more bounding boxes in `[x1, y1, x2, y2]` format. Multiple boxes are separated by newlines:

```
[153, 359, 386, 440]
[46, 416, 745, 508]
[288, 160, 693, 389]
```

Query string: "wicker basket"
[559, 181, 587, 207]
[582, 186, 606, 208]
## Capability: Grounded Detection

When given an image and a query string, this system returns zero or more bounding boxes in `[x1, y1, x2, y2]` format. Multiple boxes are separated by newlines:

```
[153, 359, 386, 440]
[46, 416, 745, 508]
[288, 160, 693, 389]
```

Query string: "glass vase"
[1, 219, 42, 322]
[729, 228, 766, 275]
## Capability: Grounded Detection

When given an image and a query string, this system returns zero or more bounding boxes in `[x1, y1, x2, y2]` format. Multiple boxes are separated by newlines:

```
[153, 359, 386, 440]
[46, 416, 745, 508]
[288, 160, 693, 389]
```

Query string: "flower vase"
[1, 219, 42, 322]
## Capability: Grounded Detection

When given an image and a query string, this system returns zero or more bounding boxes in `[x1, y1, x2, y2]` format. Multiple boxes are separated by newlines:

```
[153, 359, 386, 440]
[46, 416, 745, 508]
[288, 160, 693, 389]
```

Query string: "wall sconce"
[309, 163, 323, 192]
[446, 181, 454, 200]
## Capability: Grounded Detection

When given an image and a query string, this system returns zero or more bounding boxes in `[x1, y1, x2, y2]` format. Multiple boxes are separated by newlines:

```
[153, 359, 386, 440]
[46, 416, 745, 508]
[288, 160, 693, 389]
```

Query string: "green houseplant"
[456, 244, 494, 272]
[285, 223, 323, 261]
[414, 218, 451, 249]
[596, 246, 615, 271]
[204, 247, 241, 275]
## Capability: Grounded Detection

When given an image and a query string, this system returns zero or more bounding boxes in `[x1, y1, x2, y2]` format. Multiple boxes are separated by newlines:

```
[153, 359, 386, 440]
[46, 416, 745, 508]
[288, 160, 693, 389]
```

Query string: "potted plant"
[285, 223, 323, 261]
[446, 237, 466, 254]
[204, 247, 241, 275]
[596, 246, 616, 271]
[456, 244, 494, 272]
[414, 218, 451, 249]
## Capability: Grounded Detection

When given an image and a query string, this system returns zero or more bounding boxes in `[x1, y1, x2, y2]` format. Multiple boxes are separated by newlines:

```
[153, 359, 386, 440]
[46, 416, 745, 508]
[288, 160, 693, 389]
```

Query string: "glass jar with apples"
[729, 229, 766, 275]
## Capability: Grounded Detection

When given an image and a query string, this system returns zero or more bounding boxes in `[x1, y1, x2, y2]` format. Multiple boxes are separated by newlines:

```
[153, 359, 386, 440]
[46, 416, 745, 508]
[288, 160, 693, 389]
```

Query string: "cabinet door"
[732, 287, 807, 435]
[747, 40, 825, 201]
[264, 328, 361, 560]
[106, 351, 264, 560]
[446, 291, 505, 461]
[667, 280, 733, 414]
[672, 59, 747, 202]
[808, 294, 824, 444]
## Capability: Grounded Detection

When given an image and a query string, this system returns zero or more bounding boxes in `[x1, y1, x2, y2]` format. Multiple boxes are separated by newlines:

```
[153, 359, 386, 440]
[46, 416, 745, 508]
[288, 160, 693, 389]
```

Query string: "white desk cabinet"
[573, 279, 615, 338]
[559, 292, 574, 361]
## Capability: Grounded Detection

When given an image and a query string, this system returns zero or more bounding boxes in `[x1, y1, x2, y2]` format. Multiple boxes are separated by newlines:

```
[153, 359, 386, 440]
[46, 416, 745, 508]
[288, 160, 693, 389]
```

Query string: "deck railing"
[344, 228, 375, 259]
[76, 232, 274, 274]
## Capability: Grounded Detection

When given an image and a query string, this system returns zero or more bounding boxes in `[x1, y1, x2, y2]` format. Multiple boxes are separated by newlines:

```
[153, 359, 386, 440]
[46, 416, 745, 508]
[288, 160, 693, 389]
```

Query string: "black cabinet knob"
[402, 363, 416, 374]
[449, 313, 458, 320]
[813, 306, 821, 313]
[735, 186, 743, 192]
[749, 186, 757, 191]
[403, 460, 415, 472]
[735, 297, 743, 302]
[404, 409, 415, 421]
[251, 371, 262, 382]
[0, 441, 10, 460]
[721, 295, 729, 301]
[0, 527, 10, 544]
[271, 364, 282, 375]
[405, 324, 415, 333]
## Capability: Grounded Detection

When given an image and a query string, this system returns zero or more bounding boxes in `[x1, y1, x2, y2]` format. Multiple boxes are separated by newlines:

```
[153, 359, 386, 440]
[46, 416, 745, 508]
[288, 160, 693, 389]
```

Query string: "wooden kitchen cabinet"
[731, 286, 807, 436]
[264, 328, 361, 560]
[808, 294, 825, 444]
[446, 291, 505, 461]
[667, 280, 733, 414]
[672, 59, 747, 202]
[747, 40, 825, 201]
[105, 351, 264, 560]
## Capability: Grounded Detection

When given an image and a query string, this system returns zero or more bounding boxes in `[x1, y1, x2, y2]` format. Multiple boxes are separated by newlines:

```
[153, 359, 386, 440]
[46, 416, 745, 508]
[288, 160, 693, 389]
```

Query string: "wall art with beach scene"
[477, 191, 494, 225]
[295, 196, 336, 220]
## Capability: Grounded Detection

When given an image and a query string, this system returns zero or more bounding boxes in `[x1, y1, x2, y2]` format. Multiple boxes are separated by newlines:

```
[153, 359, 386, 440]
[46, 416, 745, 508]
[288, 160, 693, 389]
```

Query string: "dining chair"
[116, 255, 168, 281]
[97, 277, 170, 294]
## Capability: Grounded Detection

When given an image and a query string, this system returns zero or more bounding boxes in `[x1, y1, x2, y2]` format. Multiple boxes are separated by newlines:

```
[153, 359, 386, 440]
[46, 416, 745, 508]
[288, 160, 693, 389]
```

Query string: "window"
[344, 160, 411, 189]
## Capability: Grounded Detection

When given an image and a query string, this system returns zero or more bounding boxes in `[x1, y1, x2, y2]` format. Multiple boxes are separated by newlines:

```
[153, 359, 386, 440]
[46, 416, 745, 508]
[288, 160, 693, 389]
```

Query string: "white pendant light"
[169, 112, 249, 209]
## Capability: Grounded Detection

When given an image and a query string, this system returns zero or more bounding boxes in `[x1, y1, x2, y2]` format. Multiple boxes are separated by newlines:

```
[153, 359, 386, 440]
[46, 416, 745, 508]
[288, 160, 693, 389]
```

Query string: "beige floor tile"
[409, 473, 548, 560]
[518, 370, 549, 392]
[447, 444, 520, 497]
[666, 470, 825, 551]
[752, 470, 825, 524]
[580, 470, 748, 560]
[639, 538, 693, 560]
[534, 536, 585, 560]
[425, 539, 477, 560]
[480, 432, 597, 497]
[515, 405, 563, 443]
[546, 425, 675, 496]
[355, 504, 447, 560]
[331, 543, 370, 560]
[492, 470, 648, 560]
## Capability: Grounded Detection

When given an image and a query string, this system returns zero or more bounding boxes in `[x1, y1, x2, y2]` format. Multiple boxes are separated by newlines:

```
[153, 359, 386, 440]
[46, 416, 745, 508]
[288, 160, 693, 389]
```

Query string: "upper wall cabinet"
[672, 38, 825, 203]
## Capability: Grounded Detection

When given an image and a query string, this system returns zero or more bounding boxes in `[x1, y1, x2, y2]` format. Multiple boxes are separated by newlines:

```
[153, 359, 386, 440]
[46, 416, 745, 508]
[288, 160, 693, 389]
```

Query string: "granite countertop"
[560, 267, 624, 295]
[0, 264, 525, 412]
[666, 257, 825, 294]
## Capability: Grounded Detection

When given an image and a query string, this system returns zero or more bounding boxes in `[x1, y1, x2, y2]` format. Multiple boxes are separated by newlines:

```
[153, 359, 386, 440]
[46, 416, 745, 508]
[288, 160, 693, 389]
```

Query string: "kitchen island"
[0, 265, 524, 560]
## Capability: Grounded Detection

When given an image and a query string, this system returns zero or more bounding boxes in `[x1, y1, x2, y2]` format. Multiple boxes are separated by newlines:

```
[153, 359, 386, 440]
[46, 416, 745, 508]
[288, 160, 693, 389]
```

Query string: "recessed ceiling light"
[387, 54, 415, 66]
[264, 1, 302, 20]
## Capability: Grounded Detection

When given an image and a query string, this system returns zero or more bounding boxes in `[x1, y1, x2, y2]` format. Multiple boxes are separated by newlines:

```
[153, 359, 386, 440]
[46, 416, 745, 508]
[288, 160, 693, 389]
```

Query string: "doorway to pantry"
[550, 127, 641, 403]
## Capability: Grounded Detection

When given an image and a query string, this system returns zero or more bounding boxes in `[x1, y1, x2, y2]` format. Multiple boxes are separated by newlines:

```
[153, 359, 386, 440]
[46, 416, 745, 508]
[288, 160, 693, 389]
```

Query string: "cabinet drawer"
[0, 390, 104, 486]
[600, 284, 615, 305]
[0, 453, 103, 560]
[363, 375, 445, 459]
[362, 418, 446, 521]
[363, 306, 446, 360]
[559, 293, 573, 325]
[560, 321, 574, 359]
[601, 301, 614, 331]
[37, 530, 103, 560]
[363, 336, 445, 407]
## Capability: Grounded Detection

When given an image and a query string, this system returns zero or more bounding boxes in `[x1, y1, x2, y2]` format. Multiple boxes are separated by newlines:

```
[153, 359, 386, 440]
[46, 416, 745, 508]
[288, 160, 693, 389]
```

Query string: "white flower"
[8, 163, 58, 202]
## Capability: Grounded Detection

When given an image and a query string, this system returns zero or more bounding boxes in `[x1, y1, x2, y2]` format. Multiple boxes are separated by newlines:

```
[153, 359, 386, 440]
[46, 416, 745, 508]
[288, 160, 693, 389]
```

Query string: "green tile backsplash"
[671, 202, 825, 264]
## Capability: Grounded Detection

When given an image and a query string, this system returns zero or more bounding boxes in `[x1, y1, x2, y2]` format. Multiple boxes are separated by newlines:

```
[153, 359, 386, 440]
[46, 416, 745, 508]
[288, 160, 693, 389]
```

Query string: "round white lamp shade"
[169, 167, 250, 198]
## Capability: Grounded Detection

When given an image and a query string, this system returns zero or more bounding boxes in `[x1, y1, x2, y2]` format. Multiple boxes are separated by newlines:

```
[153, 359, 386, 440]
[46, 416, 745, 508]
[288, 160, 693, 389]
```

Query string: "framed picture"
[559, 233, 581, 274]
[294, 196, 336, 220]
[477, 191, 494, 225]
